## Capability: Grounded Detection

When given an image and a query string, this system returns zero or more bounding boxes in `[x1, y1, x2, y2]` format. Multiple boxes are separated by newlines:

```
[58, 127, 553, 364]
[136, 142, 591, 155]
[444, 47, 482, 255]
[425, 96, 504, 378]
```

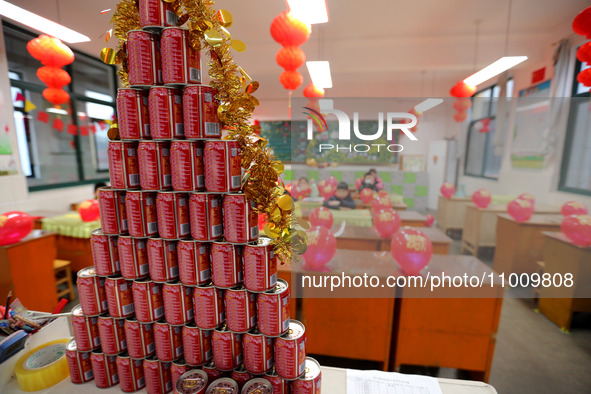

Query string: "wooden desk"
[492, 213, 563, 275]
[398, 211, 426, 228]
[0, 230, 58, 311]
[436, 196, 471, 234]
[353, 199, 407, 211]
[538, 232, 591, 331]
[393, 255, 504, 383]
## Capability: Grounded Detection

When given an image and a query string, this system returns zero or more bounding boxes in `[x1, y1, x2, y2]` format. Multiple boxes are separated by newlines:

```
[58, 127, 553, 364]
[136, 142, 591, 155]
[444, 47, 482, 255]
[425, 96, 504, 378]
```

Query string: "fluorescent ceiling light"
[414, 98, 443, 113]
[463, 56, 527, 86]
[306, 61, 332, 89]
[287, 0, 328, 24]
[0, 0, 90, 43]
[46, 108, 68, 115]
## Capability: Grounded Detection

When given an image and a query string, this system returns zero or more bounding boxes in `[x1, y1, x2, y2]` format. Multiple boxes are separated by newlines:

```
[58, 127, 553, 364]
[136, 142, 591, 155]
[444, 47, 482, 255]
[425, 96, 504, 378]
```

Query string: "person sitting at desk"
[368, 168, 384, 190]
[358, 173, 379, 193]
[324, 182, 356, 210]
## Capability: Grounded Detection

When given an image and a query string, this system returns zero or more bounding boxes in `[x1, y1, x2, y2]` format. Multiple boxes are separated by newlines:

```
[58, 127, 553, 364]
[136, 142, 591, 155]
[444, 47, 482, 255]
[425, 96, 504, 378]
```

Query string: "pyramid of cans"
[65, 1, 321, 393]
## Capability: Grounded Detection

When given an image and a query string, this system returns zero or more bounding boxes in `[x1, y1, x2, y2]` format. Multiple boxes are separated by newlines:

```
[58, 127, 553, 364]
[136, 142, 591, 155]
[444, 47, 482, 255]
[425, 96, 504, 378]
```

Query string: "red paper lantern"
[561, 215, 591, 246]
[576, 42, 591, 63]
[373, 208, 401, 238]
[270, 11, 311, 47]
[440, 182, 455, 199]
[577, 68, 591, 88]
[309, 207, 334, 229]
[78, 199, 100, 222]
[26, 35, 74, 67]
[279, 70, 303, 91]
[478, 118, 491, 133]
[276, 46, 306, 71]
[303, 226, 336, 270]
[37, 66, 71, 88]
[0, 211, 34, 246]
[453, 111, 468, 122]
[391, 228, 433, 275]
[561, 201, 588, 217]
[360, 188, 373, 204]
[303, 82, 325, 98]
[450, 81, 477, 98]
[507, 198, 534, 222]
[453, 98, 472, 111]
[43, 88, 70, 105]
[572, 6, 591, 39]
[472, 189, 492, 209]
[424, 214, 435, 227]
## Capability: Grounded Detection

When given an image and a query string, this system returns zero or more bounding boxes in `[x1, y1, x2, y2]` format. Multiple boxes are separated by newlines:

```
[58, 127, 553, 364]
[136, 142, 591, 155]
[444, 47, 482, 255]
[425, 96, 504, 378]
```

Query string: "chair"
[53, 259, 75, 300]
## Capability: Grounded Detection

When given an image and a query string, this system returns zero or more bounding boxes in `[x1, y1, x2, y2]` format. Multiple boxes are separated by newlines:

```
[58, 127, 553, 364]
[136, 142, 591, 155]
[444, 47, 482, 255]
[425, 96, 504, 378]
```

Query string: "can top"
[281, 320, 305, 340]
[77, 266, 97, 278]
[71, 304, 83, 317]
[214, 325, 231, 333]
[91, 228, 105, 237]
[245, 328, 263, 337]
[263, 368, 278, 378]
[299, 357, 321, 381]
[202, 360, 216, 369]
[241, 378, 273, 394]
[254, 237, 272, 247]
[149, 86, 182, 93]
[172, 358, 187, 366]
[66, 338, 77, 352]
[233, 364, 248, 373]
[265, 279, 288, 295]
[226, 285, 246, 292]
[177, 369, 208, 394]
[116, 352, 130, 359]
[117, 87, 146, 92]
[206, 378, 239, 394]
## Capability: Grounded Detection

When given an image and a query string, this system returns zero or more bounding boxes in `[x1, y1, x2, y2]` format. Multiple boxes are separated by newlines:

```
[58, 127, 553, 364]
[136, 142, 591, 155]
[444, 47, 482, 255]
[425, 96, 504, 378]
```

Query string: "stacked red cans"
[143, 356, 173, 394]
[204, 140, 241, 193]
[149, 87, 184, 139]
[132, 278, 164, 323]
[118, 235, 149, 280]
[98, 315, 127, 355]
[116, 354, 146, 393]
[292, 357, 322, 394]
[127, 30, 162, 87]
[223, 193, 258, 243]
[71, 305, 100, 352]
[77, 267, 108, 316]
[171, 140, 204, 191]
[183, 85, 221, 139]
[189, 193, 222, 241]
[147, 237, 179, 282]
[177, 240, 210, 286]
[156, 192, 190, 239]
[162, 282, 193, 325]
[243, 237, 277, 292]
[154, 321, 183, 362]
[182, 323, 213, 366]
[117, 88, 151, 140]
[98, 187, 128, 235]
[193, 284, 225, 330]
[257, 279, 290, 337]
[105, 276, 135, 318]
[124, 317, 155, 359]
[176, 370, 209, 394]
[275, 320, 307, 380]
[161, 27, 201, 85]
[90, 350, 119, 388]
[90, 230, 120, 277]
[212, 326, 242, 371]
[224, 286, 256, 333]
[125, 190, 158, 237]
[66, 339, 94, 384]
[108, 142, 140, 190]
[138, 140, 172, 191]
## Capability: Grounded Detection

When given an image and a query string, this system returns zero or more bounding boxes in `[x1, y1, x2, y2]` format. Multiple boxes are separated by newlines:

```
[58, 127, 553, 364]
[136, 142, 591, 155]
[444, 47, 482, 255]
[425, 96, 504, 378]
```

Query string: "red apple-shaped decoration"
[0, 211, 34, 246]
[371, 196, 392, 213]
[373, 208, 401, 238]
[391, 228, 433, 275]
[440, 182, 455, 199]
[303, 226, 337, 270]
[326, 176, 338, 187]
[561, 215, 591, 247]
[518, 193, 535, 208]
[360, 188, 374, 204]
[424, 214, 435, 227]
[507, 198, 534, 222]
[309, 206, 334, 229]
[472, 189, 492, 209]
[78, 199, 100, 222]
[561, 201, 588, 217]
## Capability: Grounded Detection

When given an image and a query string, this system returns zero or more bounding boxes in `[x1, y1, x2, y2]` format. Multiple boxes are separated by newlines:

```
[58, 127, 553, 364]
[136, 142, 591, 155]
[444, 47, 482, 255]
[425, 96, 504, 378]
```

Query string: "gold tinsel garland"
[104, 0, 307, 263]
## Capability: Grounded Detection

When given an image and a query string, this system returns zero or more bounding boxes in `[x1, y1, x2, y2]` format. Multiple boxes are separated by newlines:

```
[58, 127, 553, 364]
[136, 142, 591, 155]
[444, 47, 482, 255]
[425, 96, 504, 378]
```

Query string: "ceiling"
[4, 0, 589, 119]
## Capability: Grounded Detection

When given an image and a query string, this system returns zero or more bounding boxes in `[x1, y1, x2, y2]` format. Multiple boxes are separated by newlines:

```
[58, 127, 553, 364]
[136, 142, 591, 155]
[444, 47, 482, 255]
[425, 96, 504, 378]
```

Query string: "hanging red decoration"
[26, 35, 75, 67]
[270, 11, 311, 47]
[453, 111, 468, 122]
[37, 66, 71, 88]
[572, 6, 591, 39]
[43, 88, 70, 105]
[279, 70, 303, 91]
[450, 81, 477, 97]
[276, 46, 306, 71]
[453, 98, 472, 111]
[576, 42, 591, 63]
[303, 82, 325, 98]
[577, 68, 591, 88]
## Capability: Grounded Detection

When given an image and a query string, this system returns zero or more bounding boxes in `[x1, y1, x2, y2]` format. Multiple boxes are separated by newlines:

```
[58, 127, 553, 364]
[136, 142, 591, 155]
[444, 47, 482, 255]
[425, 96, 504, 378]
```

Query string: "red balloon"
[319, 183, 336, 201]
[373, 208, 401, 238]
[518, 193, 535, 208]
[453, 98, 472, 111]
[450, 81, 477, 98]
[37, 66, 71, 88]
[561, 215, 591, 247]
[360, 188, 374, 204]
[453, 111, 468, 122]
[576, 42, 591, 63]
[472, 189, 492, 208]
[43, 88, 70, 105]
[440, 183, 455, 199]
[424, 214, 435, 227]
[270, 11, 311, 46]
[276, 46, 306, 71]
[303, 82, 325, 98]
[378, 190, 389, 199]
[371, 196, 392, 213]
[507, 198, 534, 222]
[0, 211, 34, 246]
[561, 201, 588, 217]
[303, 226, 336, 270]
[26, 35, 75, 67]
[309, 207, 334, 229]
[279, 70, 303, 91]
[326, 176, 338, 187]
[572, 6, 591, 39]
[391, 228, 433, 275]
[577, 68, 591, 88]
[78, 199, 100, 222]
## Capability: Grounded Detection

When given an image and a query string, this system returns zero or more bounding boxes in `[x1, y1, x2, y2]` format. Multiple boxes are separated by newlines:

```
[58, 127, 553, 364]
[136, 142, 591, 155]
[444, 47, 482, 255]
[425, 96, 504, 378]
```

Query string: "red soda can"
[108, 141, 140, 190]
[90, 351, 119, 389]
[223, 194, 258, 244]
[224, 286, 256, 333]
[77, 267, 108, 316]
[66, 339, 94, 384]
[182, 323, 213, 366]
[117, 88, 151, 140]
[211, 326, 242, 371]
[116, 354, 146, 393]
[206, 378, 238, 393]
[90, 229, 120, 277]
[275, 320, 306, 380]
[105, 276, 135, 318]
[156, 192, 190, 239]
[243, 329, 274, 375]
[71, 304, 100, 351]
[139, 0, 178, 30]
[163, 282, 194, 325]
[127, 30, 162, 86]
[263, 369, 290, 394]
[211, 242, 243, 289]
[171, 140, 205, 191]
[171, 359, 188, 390]
[161, 27, 201, 85]
[98, 315, 128, 355]
[178, 240, 210, 286]
[193, 284, 225, 330]
[257, 279, 290, 337]
[149, 86, 184, 139]
[243, 238, 277, 293]
[98, 187, 128, 235]
[230, 365, 252, 391]
[189, 193, 223, 241]
[126, 190, 159, 238]
[124, 317, 156, 359]
[242, 378, 274, 394]
[292, 357, 321, 394]
[132, 278, 165, 323]
[202, 361, 225, 382]
[143, 356, 173, 394]
[176, 369, 208, 394]
[183, 85, 221, 139]
[138, 140, 172, 191]
[154, 321, 184, 362]
[119, 236, 150, 280]
[147, 237, 179, 282]
[204, 140, 241, 193]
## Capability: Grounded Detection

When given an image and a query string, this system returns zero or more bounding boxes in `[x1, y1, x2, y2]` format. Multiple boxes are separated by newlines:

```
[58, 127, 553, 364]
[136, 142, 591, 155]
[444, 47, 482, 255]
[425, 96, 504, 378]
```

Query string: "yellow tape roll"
[15, 338, 70, 392]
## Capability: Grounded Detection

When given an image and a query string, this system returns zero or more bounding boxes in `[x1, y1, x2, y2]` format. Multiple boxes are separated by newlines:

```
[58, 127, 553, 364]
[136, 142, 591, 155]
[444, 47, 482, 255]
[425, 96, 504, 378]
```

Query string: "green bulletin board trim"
[306, 170, 319, 180]
[403, 172, 416, 183]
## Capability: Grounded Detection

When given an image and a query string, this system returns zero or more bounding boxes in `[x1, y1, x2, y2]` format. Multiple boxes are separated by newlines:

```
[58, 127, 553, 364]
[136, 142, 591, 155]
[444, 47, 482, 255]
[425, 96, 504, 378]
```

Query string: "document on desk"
[346, 369, 443, 394]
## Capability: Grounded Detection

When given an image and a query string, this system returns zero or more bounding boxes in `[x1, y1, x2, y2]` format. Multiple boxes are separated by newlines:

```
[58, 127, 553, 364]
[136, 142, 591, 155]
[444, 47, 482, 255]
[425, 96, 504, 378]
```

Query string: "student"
[297, 177, 319, 198]
[368, 168, 384, 190]
[358, 173, 379, 193]
[324, 182, 356, 210]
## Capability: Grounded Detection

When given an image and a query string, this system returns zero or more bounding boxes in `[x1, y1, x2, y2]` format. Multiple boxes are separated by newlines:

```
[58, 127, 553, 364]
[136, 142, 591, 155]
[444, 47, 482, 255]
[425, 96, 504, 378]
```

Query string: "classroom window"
[3, 22, 116, 191]
[558, 55, 591, 196]
[464, 79, 514, 179]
